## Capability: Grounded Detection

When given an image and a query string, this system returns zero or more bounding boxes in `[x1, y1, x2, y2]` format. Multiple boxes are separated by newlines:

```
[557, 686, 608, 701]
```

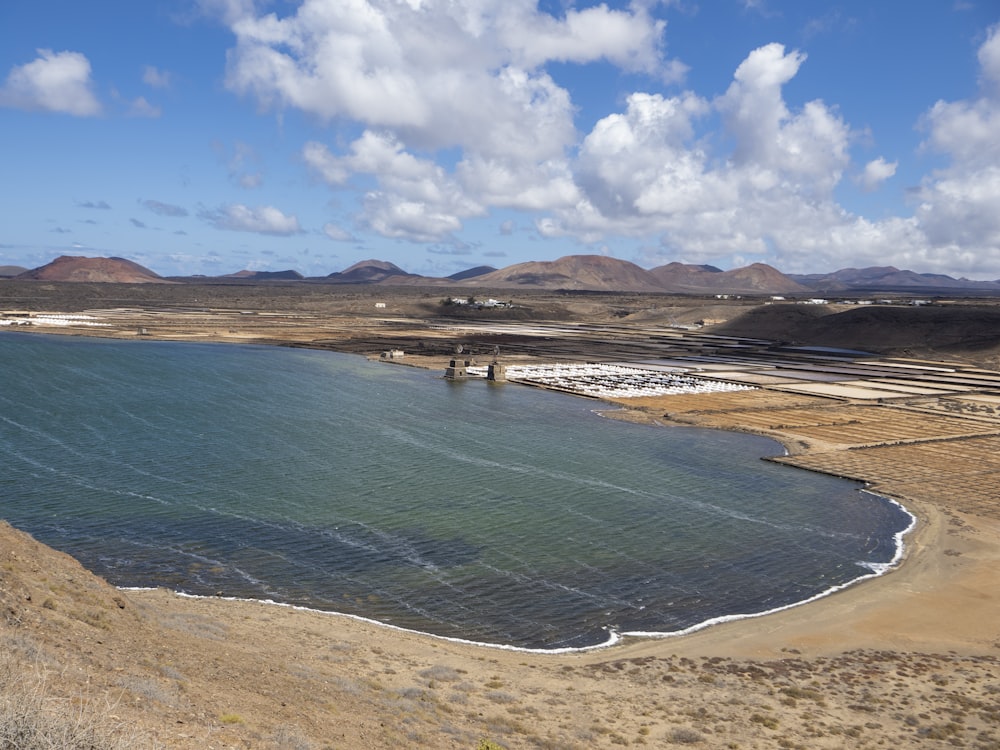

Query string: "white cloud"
[211, 0, 668, 240]
[717, 43, 850, 196]
[547, 44, 854, 267]
[0, 49, 101, 116]
[456, 155, 580, 211]
[978, 22, 1000, 94]
[501, 3, 668, 76]
[218, 0, 669, 149]
[576, 91, 710, 219]
[200, 204, 303, 235]
[914, 24, 1000, 275]
[322, 222, 353, 241]
[857, 157, 897, 191]
[305, 132, 485, 242]
[207, 3, 1000, 278]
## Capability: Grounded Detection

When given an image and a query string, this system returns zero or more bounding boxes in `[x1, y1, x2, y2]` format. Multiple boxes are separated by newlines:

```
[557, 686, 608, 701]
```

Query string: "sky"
[2, 1, 1000, 280]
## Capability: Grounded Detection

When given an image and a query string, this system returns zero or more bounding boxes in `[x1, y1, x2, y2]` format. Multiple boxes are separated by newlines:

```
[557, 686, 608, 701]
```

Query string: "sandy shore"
[4, 496, 997, 748]
[3, 308, 1000, 748]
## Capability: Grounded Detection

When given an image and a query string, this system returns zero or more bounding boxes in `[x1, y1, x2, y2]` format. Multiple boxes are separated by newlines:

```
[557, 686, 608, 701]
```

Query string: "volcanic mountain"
[460, 255, 807, 294]
[16, 255, 168, 284]
[790, 266, 1000, 293]
[447, 265, 497, 282]
[648, 262, 808, 294]
[468, 255, 666, 292]
[224, 269, 304, 281]
[326, 259, 417, 283]
[0, 265, 28, 278]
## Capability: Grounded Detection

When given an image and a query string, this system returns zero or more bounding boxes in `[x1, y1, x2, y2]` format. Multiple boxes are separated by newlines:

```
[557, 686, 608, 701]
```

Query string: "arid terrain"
[3, 280, 1000, 749]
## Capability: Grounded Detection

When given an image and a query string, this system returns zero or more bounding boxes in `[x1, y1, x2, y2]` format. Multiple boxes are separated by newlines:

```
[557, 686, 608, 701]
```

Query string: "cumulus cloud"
[200, 204, 303, 235]
[857, 157, 897, 191]
[914, 24, 1000, 273]
[717, 43, 850, 196]
[78, 200, 111, 210]
[206, 2, 1000, 277]
[210, 0, 671, 241]
[305, 132, 485, 242]
[546, 43, 857, 270]
[0, 49, 101, 116]
[219, 0, 669, 149]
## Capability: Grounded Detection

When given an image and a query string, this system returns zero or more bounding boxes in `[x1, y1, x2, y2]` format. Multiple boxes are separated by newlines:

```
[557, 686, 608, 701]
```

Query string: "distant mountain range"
[8, 254, 1000, 295]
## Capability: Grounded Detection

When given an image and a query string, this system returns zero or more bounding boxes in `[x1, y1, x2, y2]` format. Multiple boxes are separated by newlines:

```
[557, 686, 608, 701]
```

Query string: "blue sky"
[2, 1, 999, 279]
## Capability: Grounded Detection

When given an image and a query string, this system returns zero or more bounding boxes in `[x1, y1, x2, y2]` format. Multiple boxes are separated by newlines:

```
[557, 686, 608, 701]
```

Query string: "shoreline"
[2, 328, 929, 656]
[3, 326, 997, 660]
[4, 315, 1000, 747]
[118, 485, 915, 656]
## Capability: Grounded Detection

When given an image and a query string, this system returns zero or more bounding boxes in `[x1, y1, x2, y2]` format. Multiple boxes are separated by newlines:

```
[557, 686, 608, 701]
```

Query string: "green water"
[0, 332, 912, 649]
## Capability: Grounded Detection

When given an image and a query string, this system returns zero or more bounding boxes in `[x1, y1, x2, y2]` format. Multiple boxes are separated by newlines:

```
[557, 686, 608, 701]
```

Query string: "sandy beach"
[3, 291, 1000, 748]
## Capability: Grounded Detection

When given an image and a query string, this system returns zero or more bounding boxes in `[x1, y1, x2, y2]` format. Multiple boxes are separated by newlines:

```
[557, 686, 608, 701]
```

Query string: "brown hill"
[469, 254, 665, 292]
[222, 269, 304, 281]
[713, 303, 1000, 359]
[0, 265, 28, 278]
[17, 255, 168, 284]
[328, 259, 416, 283]
[791, 266, 1000, 293]
[461, 255, 805, 294]
[649, 262, 808, 294]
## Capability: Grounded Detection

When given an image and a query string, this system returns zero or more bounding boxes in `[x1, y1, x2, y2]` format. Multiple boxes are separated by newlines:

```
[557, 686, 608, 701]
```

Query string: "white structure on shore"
[465, 362, 754, 399]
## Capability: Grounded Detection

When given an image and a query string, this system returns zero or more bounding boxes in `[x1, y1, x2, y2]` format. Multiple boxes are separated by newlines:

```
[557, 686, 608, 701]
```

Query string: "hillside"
[15, 255, 169, 284]
[326, 259, 416, 283]
[8, 253, 1000, 295]
[649, 261, 808, 294]
[713, 302, 1000, 361]
[0, 265, 28, 278]
[223, 269, 304, 281]
[791, 266, 1000, 293]
[467, 254, 667, 292]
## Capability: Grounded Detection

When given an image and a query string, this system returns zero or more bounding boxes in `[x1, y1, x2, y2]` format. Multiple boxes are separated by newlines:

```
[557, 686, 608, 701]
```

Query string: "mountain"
[459, 256, 807, 294]
[467, 255, 665, 292]
[447, 265, 497, 281]
[326, 259, 416, 283]
[15, 255, 168, 283]
[10, 254, 1000, 295]
[790, 266, 1000, 293]
[649, 262, 807, 294]
[224, 269, 304, 281]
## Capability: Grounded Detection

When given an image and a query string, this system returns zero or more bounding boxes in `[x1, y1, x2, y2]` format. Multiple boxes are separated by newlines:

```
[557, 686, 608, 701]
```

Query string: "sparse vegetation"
[0, 647, 155, 750]
[667, 727, 703, 744]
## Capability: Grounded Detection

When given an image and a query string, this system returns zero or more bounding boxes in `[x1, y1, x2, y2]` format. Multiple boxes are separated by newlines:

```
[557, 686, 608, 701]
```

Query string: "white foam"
[125, 494, 915, 656]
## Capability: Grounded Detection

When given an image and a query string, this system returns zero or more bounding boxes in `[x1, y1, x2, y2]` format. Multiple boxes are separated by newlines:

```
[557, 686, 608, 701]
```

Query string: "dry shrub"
[0, 640, 158, 750]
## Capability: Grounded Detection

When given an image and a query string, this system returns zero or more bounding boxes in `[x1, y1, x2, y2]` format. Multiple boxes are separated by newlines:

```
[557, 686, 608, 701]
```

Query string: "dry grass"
[0, 640, 159, 750]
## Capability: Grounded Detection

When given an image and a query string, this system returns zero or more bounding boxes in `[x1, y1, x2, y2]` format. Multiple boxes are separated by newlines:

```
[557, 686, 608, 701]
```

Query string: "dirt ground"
[3, 281, 1000, 749]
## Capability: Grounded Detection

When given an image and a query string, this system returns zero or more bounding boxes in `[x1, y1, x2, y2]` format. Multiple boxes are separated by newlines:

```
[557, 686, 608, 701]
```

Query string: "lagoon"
[0, 332, 912, 650]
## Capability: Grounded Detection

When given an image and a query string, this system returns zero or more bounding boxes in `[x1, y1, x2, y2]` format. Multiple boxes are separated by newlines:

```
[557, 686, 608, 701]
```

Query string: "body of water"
[0, 333, 913, 650]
